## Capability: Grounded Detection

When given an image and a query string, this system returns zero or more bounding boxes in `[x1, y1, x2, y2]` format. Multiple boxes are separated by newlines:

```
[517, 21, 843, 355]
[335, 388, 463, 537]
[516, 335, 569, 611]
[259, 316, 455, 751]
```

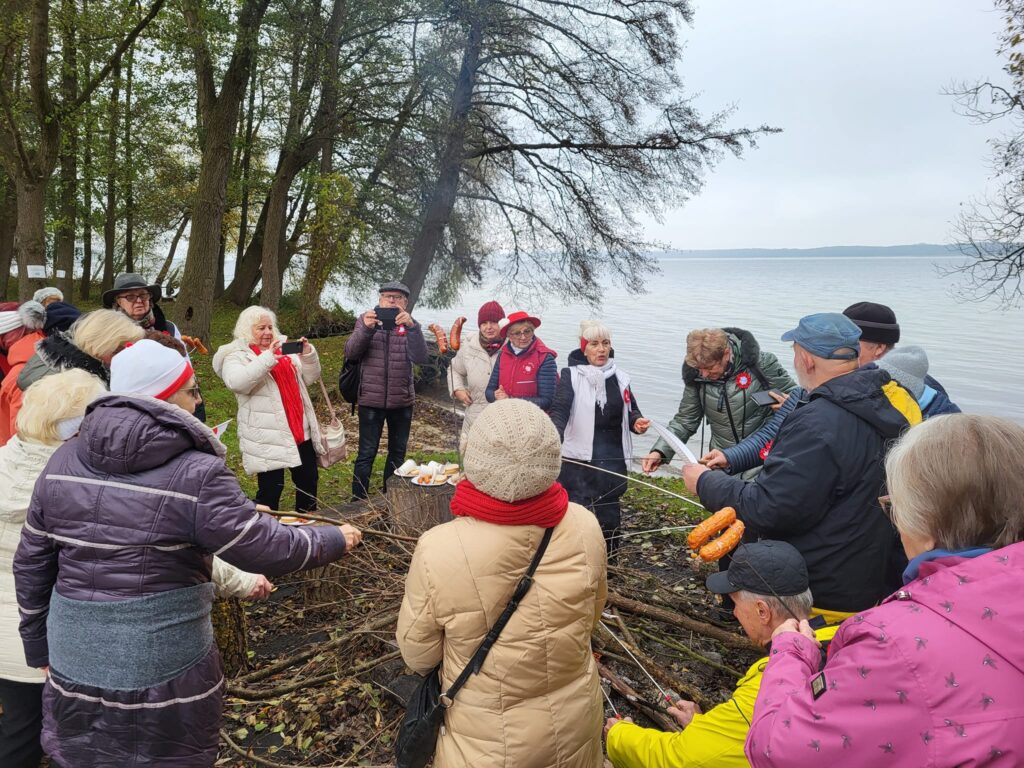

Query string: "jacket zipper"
[383, 331, 390, 409]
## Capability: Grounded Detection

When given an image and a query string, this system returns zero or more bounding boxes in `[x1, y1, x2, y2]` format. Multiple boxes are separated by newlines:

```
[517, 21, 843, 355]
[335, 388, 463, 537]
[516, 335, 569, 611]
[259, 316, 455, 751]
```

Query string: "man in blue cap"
[683, 313, 921, 617]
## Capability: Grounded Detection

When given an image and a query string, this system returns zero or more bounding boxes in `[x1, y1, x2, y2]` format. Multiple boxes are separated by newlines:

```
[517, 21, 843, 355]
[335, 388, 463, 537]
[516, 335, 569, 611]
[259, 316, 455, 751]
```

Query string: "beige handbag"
[315, 377, 348, 468]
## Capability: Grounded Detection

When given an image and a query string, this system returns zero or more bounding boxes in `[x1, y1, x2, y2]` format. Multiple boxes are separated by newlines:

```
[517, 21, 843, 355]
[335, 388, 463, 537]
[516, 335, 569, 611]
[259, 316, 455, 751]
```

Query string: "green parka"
[651, 328, 796, 458]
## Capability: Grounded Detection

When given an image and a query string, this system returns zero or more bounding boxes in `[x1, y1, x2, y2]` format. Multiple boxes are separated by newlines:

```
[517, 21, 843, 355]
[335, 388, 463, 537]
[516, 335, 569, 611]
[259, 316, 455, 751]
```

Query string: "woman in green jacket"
[641, 327, 795, 474]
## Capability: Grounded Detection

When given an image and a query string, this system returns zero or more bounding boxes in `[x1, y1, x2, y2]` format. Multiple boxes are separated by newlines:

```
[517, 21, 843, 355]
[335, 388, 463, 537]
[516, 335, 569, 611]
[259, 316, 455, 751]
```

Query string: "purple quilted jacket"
[746, 542, 1024, 767]
[344, 314, 428, 409]
[13, 394, 347, 767]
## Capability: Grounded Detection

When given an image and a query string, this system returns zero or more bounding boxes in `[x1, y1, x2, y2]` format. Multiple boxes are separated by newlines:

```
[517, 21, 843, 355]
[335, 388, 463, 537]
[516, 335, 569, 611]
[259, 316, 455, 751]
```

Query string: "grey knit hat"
[878, 345, 928, 400]
[463, 399, 562, 502]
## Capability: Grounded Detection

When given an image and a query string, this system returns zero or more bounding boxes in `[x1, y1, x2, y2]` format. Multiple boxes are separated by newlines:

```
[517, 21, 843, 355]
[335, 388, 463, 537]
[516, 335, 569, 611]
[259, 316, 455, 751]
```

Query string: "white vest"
[561, 366, 632, 463]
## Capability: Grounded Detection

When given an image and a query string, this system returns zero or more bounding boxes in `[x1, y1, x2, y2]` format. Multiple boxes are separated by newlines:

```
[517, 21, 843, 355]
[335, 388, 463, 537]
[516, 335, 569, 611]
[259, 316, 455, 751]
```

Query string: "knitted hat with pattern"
[463, 399, 562, 502]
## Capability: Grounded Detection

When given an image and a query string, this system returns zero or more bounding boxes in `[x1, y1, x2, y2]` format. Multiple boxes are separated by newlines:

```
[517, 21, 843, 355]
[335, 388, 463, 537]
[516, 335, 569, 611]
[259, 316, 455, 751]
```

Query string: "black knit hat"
[843, 301, 900, 345]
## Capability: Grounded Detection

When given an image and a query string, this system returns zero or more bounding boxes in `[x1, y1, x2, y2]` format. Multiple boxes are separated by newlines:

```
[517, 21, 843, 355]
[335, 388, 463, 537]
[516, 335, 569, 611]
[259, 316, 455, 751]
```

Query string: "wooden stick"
[260, 508, 419, 543]
[227, 650, 403, 700]
[606, 591, 754, 651]
[220, 727, 391, 768]
[232, 613, 397, 686]
[596, 622, 707, 709]
[635, 628, 744, 678]
[596, 661, 680, 733]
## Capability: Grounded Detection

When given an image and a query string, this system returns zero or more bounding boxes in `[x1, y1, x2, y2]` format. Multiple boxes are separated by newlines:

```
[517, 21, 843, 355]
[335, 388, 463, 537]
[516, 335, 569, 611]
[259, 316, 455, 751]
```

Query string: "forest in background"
[0, 0, 772, 339]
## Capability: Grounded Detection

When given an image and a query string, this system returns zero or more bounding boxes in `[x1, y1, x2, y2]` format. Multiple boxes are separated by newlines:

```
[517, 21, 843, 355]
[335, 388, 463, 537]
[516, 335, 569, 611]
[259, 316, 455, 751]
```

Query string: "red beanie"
[478, 301, 505, 325]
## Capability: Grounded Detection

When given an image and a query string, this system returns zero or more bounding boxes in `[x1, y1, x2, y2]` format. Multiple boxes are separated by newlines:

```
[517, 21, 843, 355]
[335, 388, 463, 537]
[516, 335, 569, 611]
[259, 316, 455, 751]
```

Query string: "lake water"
[329, 255, 1024, 462]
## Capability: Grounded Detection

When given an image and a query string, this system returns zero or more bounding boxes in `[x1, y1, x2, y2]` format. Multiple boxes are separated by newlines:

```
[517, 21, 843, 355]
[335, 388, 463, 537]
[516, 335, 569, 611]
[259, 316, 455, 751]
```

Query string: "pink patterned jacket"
[746, 541, 1024, 767]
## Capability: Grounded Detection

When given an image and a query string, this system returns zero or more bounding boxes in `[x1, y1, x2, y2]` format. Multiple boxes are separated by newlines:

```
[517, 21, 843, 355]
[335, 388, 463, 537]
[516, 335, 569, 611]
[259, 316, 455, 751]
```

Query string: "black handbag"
[394, 527, 554, 768]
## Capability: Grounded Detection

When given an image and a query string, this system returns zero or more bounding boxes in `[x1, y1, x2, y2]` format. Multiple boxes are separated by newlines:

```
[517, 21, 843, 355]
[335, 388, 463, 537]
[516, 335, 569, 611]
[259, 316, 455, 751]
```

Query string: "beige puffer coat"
[397, 502, 607, 767]
[213, 338, 324, 474]
[448, 333, 500, 449]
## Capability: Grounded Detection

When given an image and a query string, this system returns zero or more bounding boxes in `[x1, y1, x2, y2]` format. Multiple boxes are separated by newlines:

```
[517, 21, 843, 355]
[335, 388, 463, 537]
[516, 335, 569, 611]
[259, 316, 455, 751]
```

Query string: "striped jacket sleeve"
[721, 389, 802, 474]
[13, 492, 60, 668]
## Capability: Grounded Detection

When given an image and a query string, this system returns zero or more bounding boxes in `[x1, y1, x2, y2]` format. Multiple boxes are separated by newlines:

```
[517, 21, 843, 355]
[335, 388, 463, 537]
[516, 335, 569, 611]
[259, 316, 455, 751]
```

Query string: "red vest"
[497, 338, 556, 398]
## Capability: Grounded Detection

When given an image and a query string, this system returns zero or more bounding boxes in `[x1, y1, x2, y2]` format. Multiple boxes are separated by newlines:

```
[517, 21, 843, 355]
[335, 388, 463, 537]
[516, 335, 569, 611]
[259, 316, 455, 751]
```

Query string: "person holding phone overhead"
[345, 281, 428, 499]
[213, 306, 327, 513]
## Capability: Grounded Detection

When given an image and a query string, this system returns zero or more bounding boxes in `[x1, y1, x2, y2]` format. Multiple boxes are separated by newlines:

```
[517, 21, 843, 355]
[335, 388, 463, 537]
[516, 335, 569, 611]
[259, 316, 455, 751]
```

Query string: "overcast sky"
[642, 0, 1010, 249]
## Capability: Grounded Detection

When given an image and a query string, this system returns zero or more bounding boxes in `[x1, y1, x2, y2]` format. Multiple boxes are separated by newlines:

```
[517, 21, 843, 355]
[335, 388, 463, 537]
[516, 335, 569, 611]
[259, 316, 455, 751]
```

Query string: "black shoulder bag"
[395, 527, 554, 768]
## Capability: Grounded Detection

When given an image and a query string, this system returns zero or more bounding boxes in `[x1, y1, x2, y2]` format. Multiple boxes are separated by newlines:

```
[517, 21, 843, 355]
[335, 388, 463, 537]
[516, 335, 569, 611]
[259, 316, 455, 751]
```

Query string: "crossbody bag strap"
[317, 376, 338, 423]
[441, 526, 554, 705]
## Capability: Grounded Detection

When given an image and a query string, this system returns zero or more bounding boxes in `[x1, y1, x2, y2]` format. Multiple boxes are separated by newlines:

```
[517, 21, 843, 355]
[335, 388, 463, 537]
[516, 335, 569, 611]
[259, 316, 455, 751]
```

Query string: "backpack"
[338, 357, 361, 411]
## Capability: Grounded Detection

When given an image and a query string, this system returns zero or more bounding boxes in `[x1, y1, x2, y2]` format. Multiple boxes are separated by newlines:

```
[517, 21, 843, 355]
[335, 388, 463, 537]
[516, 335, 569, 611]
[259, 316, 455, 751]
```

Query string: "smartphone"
[375, 306, 399, 331]
[280, 340, 304, 355]
[751, 390, 779, 407]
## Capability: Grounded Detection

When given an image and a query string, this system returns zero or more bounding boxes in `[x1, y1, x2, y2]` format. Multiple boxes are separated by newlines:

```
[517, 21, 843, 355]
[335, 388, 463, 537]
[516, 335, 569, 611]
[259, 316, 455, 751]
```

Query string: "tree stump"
[386, 481, 454, 537]
[211, 597, 249, 677]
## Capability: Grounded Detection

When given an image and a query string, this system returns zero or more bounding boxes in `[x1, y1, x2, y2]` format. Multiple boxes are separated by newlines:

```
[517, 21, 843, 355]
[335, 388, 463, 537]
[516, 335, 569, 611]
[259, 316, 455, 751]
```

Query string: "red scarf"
[251, 345, 305, 445]
[450, 479, 567, 528]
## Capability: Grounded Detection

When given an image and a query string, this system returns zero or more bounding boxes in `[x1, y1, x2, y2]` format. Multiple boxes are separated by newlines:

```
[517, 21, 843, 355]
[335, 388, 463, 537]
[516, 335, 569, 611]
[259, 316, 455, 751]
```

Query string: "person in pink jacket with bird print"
[746, 414, 1024, 768]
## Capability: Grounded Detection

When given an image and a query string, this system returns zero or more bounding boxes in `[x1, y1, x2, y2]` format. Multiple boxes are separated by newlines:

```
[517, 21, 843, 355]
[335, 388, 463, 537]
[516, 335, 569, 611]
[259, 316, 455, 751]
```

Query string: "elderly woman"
[449, 301, 505, 449]
[642, 327, 795, 474]
[14, 339, 361, 767]
[743, 414, 1024, 767]
[0, 370, 104, 768]
[398, 399, 607, 767]
[214, 306, 324, 513]
[0, 301, 45, 380]
[550, 320, 650, 553]
[484, 310, 558, 411]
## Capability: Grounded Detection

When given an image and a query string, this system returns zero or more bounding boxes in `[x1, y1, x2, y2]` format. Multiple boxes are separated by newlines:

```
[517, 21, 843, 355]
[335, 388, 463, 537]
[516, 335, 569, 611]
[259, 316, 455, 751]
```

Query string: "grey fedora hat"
[102, 273, 162, 308]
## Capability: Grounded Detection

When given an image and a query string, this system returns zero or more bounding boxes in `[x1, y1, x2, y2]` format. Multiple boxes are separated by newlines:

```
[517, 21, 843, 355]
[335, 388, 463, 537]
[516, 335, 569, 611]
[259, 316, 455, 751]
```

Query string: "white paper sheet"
[649, 420, 699, 465]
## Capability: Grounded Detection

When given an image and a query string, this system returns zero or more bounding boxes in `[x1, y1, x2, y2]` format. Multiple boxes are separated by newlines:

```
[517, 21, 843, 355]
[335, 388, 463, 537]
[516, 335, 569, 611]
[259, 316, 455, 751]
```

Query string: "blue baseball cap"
[781, 313, 861, 360]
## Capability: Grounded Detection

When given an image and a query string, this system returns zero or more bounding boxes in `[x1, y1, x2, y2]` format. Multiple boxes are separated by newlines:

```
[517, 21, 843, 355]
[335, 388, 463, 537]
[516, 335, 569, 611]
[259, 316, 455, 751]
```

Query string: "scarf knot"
[250, 344, 305, 444]
[576, 360, 617, 411]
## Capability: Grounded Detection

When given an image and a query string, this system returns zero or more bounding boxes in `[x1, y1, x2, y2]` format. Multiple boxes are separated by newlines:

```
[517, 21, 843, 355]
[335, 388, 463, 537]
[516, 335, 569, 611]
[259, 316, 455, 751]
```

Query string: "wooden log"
[211, 597, 249, 677]
[606, 591, 754, 651]
[597, 661, 680, 732]
[386, 480, 454, 537]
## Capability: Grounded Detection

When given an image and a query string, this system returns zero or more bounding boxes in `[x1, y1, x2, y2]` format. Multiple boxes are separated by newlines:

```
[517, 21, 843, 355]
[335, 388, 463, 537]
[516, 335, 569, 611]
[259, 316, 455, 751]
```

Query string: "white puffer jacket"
[0, 435, 54, 682]
[448, 333, 499, 450]
[213, 338, 324, 474]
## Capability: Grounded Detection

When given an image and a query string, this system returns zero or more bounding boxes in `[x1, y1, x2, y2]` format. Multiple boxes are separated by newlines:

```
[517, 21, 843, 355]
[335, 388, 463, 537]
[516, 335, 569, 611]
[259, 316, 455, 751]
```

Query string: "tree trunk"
[211, 598, 249, 677]
[155, 213, 188, 285]
[400, 7, 487, 309]
[54, 0, 78, 298]
[258, 166, 297, 309]
[173, 0, 270, 340]
[386, 482, 454, 537]
[123, 39, 135, 273]
[223, 195, 269, 305]
[0, 175, 15, 300]
[102, 62, 121, 293]
[79, 0, 94, 301]
[235, 62, 257, 281]
[15, 176, 49, 300]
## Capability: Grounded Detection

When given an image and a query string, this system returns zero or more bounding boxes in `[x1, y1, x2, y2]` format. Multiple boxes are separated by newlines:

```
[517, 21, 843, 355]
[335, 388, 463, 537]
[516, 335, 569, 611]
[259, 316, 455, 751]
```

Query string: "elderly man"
[684, 314, 921, 616]
[606, 541, 838, 768]
[345, 281, 428, 499]
[842, 301, 960, 417]
[641, 327, 795, 475]
[103, 272, 181, 340]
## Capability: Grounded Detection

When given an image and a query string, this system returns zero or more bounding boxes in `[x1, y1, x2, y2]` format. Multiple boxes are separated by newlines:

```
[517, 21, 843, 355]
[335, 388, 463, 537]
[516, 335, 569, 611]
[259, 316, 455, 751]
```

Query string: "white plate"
[278, 515, 314, 526]
[394, 468, 420, 478]
[412, 475, 448, 487]
[446, 473, 463, 486]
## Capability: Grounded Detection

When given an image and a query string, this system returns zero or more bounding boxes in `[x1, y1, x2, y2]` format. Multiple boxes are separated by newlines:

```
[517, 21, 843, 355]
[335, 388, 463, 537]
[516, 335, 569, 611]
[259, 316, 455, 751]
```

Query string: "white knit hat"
[109, 339, 194, 400]
[463, 399, 562, 502]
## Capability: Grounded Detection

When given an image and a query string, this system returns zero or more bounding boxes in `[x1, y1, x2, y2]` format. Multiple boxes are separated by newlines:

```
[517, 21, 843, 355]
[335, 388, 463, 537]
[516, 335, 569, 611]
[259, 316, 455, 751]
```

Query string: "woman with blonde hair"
[0, 369, 104, 767]
[213, 305, 325, 513]
[744, 414, 1024, 767]
[550, 320, 649, 553]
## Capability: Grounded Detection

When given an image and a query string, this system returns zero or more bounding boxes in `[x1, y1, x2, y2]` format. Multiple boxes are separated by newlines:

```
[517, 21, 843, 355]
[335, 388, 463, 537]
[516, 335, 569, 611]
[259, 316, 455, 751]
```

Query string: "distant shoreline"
[663, 243, 956, 259]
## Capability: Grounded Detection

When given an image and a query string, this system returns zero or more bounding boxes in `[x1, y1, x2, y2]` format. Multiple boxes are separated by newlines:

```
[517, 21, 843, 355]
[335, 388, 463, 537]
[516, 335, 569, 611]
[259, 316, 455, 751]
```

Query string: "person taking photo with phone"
[345, 281, 428, 499]
[213, 306, 327, 513]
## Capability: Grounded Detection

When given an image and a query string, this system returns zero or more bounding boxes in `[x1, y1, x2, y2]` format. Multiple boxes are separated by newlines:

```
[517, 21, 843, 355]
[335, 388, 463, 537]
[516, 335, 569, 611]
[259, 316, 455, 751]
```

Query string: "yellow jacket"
[606, 624, 839, 768]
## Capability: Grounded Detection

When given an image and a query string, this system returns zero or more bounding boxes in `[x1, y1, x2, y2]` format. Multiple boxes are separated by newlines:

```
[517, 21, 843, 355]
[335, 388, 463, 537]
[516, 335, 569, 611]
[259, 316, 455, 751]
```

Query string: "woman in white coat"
[0, 369, 104, 768]
[448, 301, 505, 450]
[213, 306, 324, 513]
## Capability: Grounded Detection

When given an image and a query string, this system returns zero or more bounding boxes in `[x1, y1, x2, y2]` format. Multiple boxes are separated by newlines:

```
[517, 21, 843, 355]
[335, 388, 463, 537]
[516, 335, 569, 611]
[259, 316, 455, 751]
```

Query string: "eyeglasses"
[118, 292, 151, 304]
[878, 495, 894, 522]
[183, 385, 202, 401]
[508, 329, 535, 338]
[378, 293, 407, 305]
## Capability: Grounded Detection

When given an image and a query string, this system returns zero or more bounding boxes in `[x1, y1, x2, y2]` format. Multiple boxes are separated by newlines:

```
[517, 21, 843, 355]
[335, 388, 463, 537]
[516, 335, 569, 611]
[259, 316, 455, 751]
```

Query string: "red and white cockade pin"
[735, 371, 751, 389]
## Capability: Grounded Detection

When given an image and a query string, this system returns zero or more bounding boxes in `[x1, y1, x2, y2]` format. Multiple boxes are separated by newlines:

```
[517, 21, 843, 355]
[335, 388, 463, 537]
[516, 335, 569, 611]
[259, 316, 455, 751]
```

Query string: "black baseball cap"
[706, 540, 809, 597]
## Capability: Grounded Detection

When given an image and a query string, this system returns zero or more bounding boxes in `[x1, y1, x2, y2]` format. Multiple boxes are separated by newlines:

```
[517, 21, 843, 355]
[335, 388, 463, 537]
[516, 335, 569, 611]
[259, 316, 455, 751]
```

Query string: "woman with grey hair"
[745, 414, 1024, 767]
[549, 320, 649, 552]
[213, 305, 325, 513]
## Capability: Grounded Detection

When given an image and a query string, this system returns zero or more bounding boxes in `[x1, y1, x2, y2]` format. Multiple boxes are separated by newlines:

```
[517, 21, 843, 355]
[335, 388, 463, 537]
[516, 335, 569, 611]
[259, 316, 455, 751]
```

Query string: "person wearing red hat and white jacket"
[449, 300, 506, 450]
[14, 338, 362, 767]
[485, 310, 558, 411]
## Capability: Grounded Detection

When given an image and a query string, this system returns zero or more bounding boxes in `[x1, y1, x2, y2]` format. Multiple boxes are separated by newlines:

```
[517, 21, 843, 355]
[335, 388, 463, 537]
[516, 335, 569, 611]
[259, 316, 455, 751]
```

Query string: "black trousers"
[351, 405, 413, 499]
[255, 439, 319, 512]
[0, 678, 44, 768]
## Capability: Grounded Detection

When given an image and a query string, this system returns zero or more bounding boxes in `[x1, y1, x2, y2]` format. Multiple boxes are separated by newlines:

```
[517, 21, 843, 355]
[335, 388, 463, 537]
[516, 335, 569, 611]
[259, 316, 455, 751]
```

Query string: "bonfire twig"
[260, 508, 420, 543]
[596, 662, 680, 732]
[219, 727, 391, 768]
[606, 592, 753, 651]
[228, 650, 404, 699]
[635, 628, 743, 678]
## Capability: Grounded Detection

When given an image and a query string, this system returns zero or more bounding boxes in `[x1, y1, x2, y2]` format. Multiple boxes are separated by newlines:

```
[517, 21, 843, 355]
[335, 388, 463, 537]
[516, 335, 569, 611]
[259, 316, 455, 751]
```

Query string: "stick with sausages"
[449, 316, 467, 351]
[428, 323, 449, 354]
